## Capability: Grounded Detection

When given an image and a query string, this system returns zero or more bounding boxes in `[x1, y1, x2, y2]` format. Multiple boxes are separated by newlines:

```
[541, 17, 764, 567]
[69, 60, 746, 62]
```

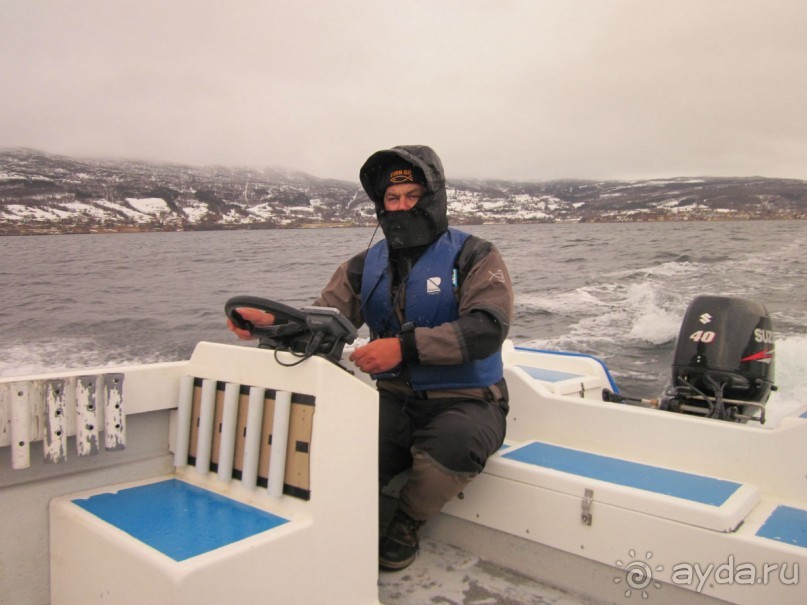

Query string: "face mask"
[378, 206, 437, 249]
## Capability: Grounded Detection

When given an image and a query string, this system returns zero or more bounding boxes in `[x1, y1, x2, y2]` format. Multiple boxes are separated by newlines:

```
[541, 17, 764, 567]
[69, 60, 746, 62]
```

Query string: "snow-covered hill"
[1, 149, 805, 235]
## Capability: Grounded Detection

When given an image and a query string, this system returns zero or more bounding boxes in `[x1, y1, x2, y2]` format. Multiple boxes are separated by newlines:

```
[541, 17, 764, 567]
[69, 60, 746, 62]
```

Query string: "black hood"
[359, 145, 448, 249]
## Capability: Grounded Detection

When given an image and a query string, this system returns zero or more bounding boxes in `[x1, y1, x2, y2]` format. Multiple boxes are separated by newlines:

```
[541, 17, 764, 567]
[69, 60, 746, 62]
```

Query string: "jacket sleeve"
[312, 250, 366, 329]
[411, 239, 513, 366]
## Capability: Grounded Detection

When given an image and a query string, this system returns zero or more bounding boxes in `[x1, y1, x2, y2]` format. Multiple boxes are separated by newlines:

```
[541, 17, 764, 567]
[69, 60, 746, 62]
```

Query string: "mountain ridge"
[2, 148, 805, 235]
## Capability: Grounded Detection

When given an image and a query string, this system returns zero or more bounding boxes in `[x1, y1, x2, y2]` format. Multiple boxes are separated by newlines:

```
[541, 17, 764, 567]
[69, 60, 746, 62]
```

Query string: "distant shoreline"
[2, 215, 802, 237]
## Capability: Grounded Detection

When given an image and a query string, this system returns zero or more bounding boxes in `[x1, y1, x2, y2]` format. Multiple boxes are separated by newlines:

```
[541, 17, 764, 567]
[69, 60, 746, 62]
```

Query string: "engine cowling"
[660, 295, 775, 423]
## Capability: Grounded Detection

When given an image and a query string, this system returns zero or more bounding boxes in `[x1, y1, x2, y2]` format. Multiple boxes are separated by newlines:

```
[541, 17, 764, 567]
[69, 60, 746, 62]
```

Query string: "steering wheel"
[224, 295, 357, 364]
[225, 295, 311, 352]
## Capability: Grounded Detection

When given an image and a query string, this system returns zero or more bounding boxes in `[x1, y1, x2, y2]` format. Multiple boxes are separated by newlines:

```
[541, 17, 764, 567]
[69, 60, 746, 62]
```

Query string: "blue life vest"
[361, 228, 503, 390]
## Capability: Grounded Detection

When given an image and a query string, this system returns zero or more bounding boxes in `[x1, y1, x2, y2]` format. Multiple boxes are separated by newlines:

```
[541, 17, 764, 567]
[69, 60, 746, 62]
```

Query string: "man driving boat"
[227, 145, 513, 571]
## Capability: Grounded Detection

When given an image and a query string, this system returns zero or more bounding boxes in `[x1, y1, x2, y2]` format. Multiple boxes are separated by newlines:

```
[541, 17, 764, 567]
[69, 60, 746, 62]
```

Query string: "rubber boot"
[379, 508, 426, 571]
[380, 452, 475, 570]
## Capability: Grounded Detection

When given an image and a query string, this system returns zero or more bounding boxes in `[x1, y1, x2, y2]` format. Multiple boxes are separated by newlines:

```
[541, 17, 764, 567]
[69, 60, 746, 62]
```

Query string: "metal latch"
[581, 488, 594, 525]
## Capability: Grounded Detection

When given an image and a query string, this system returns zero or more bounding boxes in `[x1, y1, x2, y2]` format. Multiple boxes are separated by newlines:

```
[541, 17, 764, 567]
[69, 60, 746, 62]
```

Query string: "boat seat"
[515, 364, 603, 397]
[70, 478, 290, 561]
[49, 342, 381, 605]
[756, 504, 807, 549]
[484, 440, 760, 533]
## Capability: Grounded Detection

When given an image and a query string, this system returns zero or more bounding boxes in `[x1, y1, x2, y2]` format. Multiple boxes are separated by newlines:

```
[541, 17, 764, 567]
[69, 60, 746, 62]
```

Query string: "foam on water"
[522, 281, 680, 349]
[766, 334, 807, 426]
[517, 287, 610, 317]
[624, 283, 681, 345]
[0, 338, 173, 379]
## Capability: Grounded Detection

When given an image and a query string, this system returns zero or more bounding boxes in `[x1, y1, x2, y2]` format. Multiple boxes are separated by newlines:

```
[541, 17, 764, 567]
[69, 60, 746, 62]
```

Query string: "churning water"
[2, 220, 805, 425]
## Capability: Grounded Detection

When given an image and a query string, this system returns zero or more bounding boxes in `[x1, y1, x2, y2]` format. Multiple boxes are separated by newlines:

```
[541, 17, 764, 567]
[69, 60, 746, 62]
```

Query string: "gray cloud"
[1, 0, 806, 182]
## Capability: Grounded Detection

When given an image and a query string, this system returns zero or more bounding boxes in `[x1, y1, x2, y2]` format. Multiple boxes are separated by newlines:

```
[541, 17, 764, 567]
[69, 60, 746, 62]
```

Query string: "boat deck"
[378, 537, 596, 605]
[377, 494, 598, 605]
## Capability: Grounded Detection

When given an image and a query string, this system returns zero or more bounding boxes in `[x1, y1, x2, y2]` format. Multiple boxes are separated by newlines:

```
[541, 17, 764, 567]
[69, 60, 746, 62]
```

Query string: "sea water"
[1, 220, 805, 426]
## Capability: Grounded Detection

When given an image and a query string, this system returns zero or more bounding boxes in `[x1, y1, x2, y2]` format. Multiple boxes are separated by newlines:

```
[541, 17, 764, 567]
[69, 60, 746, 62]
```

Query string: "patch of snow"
[126, 197, 170, 215]
[1, 204, 75, 221]
[670, 203, 708, 213]
[181, 202, 209, 223]
[653, 199, 685, 209]
[95, 200, 151, 221]
[247, 203, 276, 220]
[622, 178, 707, 188]
[58, 202, 109, 220]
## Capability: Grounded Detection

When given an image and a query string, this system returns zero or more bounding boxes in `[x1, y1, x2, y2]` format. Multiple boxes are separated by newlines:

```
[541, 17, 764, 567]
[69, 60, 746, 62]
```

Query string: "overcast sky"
[1, 1, 806, 182]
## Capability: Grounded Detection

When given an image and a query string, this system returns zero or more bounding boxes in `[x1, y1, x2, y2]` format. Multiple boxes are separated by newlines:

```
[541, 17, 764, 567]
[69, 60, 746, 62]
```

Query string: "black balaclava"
[359, 145, 449, 250]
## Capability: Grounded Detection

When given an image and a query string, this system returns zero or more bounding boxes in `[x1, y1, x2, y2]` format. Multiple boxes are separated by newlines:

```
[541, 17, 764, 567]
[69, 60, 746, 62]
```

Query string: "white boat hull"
[1, 340, 805, 604]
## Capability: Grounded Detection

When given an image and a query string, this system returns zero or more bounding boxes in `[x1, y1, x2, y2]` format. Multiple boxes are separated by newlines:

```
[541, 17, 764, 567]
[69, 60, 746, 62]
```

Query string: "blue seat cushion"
[73, 478, 288, 561]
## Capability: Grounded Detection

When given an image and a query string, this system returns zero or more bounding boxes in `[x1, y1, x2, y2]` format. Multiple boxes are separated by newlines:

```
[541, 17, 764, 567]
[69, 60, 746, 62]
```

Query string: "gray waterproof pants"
[378, 383, 508, 521]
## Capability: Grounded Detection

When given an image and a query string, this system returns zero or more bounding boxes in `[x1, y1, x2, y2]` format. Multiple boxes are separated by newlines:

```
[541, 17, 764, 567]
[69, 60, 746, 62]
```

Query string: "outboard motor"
[660, 295, 776, 423]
